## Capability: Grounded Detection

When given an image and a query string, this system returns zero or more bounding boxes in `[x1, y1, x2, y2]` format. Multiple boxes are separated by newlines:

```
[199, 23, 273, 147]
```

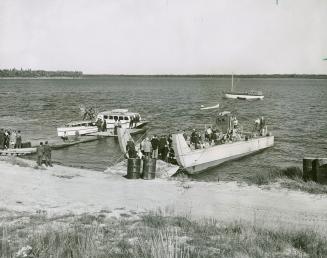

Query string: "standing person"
[114, 119, 118, 135]
[0, 129, 4, 149]
[44, 141, 52, 167]
[96, 118, 102, 132]
[126, 139, 137, 158]
[143, 137, 152, 158]
[36, 142, 44, 166]
[158, 135, 168, 160]
[10, 130, 16, 149]
[4, 130, 10, 149]
[151, 135, 159, 159]
[16, 130, 22, 148]
[102, 119, 107, 132]
[140, 138, 146, 155]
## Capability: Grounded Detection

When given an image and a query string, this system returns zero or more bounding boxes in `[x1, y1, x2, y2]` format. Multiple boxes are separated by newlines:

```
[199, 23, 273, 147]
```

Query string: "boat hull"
[172, 134, 274, 174]
[57, 126, 98, 137]
[0, 147, 36, 156]
[224, 93, 264, 100]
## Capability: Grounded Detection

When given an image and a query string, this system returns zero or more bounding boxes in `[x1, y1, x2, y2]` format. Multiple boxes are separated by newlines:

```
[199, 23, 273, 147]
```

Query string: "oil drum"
[142, 158, 156, 180]
[127, 158, 141, 179]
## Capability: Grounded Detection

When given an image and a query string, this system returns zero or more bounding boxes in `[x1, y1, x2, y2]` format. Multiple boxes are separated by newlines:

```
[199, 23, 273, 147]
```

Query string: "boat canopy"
[97, 109, 141, 121]
[65, 120, 95, 127]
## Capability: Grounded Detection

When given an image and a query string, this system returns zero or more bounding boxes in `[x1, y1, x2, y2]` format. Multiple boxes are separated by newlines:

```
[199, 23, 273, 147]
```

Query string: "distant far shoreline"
[1, 74, 327, 80]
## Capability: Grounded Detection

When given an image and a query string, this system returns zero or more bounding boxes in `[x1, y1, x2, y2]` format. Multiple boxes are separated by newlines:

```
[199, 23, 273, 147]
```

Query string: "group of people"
[36, 141, 52, 167]
[125, 134, 176, 164]
[0, 129, 22, 150]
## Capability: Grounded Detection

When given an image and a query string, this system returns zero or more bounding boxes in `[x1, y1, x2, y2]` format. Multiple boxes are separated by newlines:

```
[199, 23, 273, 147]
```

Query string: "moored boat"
[224, 74, 264, 100]
[57, 109, 148, 138]
[172, 111, 274, 174]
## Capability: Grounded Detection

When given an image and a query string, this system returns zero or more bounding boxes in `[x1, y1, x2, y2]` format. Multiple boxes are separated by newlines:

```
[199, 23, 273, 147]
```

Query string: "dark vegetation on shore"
[248, 166, 327, 194]
[0, 68, 83, 78]
[1, 209, 326, 258]
[1, 68, 326, 79]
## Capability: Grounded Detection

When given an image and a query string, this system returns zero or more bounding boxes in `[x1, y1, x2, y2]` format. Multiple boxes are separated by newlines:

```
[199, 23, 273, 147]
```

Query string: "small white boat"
[57, 120, 98, 137]
[172, 112, 274, 174]
[57, 109, 148, 138]
[224, 74, 264, 100]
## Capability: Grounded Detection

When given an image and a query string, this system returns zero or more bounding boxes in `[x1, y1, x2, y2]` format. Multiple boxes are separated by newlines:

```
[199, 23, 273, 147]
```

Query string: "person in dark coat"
[15, 130, 22, 148]
[36, 142, 44, 166]
[158, 136, 168, 161]
[0, 129, 4, 149]
[44, 141, 52, 167]
[126, 139, 137, 158]
[151, 135, 159, 159]
[96, 119, 102, 132]
[102, 119, 107, 132]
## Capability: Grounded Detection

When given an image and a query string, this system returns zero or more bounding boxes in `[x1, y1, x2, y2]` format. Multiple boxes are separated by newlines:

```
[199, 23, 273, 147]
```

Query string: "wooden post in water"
[303, 157, 316, 181]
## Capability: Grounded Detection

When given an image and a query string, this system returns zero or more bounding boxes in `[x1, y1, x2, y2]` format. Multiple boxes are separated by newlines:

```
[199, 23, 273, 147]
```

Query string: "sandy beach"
[1, 157, 327, 233]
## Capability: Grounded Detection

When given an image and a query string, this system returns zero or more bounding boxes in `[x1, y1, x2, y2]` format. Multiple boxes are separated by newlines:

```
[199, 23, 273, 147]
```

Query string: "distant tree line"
[0, 68, 83, 78]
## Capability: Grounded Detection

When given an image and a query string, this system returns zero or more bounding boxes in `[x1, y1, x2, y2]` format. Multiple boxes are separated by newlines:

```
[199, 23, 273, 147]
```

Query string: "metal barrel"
[303, 157, 316, 181]
[316, 158, 327, 185]
[127, 158, 141, 179]
[142, 158, 156, 180]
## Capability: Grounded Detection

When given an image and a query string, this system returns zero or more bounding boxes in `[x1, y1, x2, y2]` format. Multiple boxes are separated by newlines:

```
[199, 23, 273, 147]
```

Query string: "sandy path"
[1, 160, 327, 232]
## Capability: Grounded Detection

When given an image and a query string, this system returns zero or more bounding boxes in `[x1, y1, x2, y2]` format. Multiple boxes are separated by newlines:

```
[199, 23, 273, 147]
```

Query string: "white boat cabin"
[96, 109, 142, 129]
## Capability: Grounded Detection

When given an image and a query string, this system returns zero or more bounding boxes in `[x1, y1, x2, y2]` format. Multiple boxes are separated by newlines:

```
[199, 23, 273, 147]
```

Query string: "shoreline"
[1, 157, 327, 230]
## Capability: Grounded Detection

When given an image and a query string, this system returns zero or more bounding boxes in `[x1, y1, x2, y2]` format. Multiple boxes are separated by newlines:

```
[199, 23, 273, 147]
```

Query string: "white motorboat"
[172, 111, 274, 174]
[224, 74, 264, 100]
[57, 120, 98, 137]
[57, 109, 148, 137]
[96, 109, 148, 130]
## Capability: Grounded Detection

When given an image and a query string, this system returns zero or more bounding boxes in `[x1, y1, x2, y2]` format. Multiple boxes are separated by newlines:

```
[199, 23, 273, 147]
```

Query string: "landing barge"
[172, 111, 274, 174]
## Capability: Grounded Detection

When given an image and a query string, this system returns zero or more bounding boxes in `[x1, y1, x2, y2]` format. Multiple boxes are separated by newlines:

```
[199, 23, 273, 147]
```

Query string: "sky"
[0, 0, 326, 74]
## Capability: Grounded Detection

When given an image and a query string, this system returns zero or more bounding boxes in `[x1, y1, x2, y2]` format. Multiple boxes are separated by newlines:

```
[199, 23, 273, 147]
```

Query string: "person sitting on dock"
[36, 142, 44, 166]
[61, 131, 68, 142]
[44, 141, 53, 167]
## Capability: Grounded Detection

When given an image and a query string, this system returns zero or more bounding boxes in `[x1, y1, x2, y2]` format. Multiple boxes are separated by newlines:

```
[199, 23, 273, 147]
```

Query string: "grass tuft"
[1, 210, 327, 258]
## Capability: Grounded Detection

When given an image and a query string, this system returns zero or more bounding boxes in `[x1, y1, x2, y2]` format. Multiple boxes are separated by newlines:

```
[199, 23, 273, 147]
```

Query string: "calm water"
[0, 76, 326, 181]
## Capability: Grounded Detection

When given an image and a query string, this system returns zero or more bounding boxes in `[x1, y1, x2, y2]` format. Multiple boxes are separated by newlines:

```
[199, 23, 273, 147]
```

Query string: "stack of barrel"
[127, 157, 157, 180]
[303, 157, 327, 185]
